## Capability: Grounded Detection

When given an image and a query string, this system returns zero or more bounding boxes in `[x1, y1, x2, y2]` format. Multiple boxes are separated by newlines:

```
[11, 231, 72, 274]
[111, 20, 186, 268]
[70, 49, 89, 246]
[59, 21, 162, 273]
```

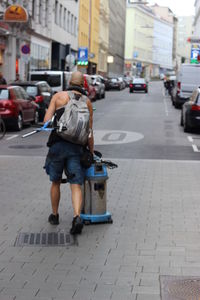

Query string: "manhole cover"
[160, 276, 200, 299]
[9, 145, 43, 149]
[14, 232, 71, 247]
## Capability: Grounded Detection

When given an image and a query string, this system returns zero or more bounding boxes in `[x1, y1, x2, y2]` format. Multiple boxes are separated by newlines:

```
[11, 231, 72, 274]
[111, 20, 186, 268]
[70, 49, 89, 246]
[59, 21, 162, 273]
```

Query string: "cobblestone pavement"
[1, 155, 200, 300]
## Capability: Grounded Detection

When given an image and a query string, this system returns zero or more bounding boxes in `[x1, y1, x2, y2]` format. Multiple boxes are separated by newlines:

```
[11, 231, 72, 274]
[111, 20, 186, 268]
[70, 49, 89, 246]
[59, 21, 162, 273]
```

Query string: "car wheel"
[102, 92, 105, 98]
[174, 102, 180, 109]
[34, 110, 39, 124]
[183, 118, 191, 133]
[145, 90, 148, 93]
[180, 111, 184, 126]
[14, 113, 23, 131]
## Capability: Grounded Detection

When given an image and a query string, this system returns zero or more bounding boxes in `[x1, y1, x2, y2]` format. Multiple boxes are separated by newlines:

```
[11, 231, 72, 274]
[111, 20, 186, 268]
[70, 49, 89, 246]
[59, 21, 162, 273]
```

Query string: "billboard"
[191, 44, 200, 64]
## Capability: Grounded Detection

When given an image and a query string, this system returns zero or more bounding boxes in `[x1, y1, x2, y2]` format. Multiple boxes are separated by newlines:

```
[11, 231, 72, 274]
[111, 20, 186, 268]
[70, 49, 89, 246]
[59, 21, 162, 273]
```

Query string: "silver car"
[91, 75, 105, 99]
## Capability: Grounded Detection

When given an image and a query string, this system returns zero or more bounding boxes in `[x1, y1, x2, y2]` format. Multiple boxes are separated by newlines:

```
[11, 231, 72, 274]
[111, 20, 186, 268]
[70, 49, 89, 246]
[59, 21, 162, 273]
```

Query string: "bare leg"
[50, 181, 61, 215]
[70, 184, 82, 216]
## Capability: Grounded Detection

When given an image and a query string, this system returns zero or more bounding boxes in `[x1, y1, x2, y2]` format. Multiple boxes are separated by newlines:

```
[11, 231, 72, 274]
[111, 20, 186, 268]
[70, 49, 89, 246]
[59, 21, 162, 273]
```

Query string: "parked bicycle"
[0, 117, 6, 139]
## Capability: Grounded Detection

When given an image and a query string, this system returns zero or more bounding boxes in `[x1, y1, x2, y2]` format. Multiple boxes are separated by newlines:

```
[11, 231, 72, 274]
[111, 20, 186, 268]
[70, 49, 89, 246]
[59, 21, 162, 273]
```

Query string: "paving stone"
[1, 157, 200, 299]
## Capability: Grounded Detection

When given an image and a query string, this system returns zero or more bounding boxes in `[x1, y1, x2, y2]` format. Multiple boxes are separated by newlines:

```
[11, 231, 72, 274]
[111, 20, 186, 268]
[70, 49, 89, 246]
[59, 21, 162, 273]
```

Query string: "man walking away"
[44, 71, 94, 235]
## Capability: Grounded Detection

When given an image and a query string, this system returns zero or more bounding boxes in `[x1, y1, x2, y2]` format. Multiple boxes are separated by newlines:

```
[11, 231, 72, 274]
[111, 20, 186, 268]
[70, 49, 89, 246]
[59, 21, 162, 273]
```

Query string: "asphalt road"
[1, 80, 200, 160]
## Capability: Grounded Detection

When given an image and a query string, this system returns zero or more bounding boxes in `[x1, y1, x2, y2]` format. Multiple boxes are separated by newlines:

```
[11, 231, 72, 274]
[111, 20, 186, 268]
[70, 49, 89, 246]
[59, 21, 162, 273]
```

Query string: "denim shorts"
[44, 141, 84, 185]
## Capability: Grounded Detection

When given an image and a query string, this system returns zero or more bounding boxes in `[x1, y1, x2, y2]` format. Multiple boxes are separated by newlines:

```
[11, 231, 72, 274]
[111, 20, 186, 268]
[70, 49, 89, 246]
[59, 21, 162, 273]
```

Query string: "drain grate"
[14, 232, 71, 247]
[160, 275, 200, 299]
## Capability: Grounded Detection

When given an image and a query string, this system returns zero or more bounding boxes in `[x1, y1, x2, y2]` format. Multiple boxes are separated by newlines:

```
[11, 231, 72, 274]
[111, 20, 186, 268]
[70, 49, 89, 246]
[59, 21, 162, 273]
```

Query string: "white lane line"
[6, 134, 18, 140]
[192, 144, 200, 152]
[163, 97, 169, 117]
[188, 136, 194, 143]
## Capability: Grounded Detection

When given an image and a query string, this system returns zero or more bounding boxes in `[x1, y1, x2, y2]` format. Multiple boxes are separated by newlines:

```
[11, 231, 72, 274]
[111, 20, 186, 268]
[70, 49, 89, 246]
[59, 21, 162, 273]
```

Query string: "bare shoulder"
[53, 91, 69, 101]
[52, 91, 70, 109]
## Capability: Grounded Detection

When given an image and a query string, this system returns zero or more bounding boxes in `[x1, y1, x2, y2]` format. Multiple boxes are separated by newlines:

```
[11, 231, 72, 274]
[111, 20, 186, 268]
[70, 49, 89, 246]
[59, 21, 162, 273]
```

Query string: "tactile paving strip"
[160, 275, 200, 299]
[14, 232, 71, 247]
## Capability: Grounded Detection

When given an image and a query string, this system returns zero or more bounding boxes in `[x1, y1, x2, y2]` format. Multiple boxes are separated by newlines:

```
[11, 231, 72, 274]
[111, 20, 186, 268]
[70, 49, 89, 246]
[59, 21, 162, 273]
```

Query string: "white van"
[174, 64, 200, 107]
[29, 70, 72, 93]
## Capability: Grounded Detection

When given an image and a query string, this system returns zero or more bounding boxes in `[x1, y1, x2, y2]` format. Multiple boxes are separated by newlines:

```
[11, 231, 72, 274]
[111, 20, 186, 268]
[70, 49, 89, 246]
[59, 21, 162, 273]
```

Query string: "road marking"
[192, 144, 200, 152]
[163, 97, 169, 117]
[187, 136, 200, 152]
[188, 136, 194, 143]
[94, 130, 144, 145]
[6, 134, 18, 140]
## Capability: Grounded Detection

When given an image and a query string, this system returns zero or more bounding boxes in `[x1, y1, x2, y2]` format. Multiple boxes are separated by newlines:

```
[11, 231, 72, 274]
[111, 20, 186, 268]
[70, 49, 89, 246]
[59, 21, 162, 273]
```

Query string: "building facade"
[152, 18, 173, 75]
[0, 0, 79, 82]
[108, 0, 126, 76]
[51, 0, 79, 71]
[125, 1, 173, 78]
[176, 16, 194, 68]
[194, 0, 200, 37]
[151, 4, 178, 70]
[125, 2, 154, 78]
[98, 0, 109, 76]
[78, 0, 100, 74]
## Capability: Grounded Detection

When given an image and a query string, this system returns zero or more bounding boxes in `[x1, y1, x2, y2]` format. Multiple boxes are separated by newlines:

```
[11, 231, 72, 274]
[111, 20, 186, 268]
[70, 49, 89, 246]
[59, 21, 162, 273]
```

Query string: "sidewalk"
[1, 155, 200, 299]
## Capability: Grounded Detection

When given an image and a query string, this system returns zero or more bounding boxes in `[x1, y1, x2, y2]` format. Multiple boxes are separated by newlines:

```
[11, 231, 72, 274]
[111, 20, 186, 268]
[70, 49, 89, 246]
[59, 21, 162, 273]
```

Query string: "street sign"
[21, 44, 30, 55]
[89, 53, 95, 59]
[78, 47, 88, 61]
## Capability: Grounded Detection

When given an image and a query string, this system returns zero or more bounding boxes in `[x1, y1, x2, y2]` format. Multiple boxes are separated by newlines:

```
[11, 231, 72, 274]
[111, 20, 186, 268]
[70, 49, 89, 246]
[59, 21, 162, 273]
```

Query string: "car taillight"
[130, 84, 133, 88]
[177, 81, 181, 94]
[191, 105, 200, 111]
[143, 84, 146, 88]
[35, 95, 44, 103]
[4, 101, 16, 109]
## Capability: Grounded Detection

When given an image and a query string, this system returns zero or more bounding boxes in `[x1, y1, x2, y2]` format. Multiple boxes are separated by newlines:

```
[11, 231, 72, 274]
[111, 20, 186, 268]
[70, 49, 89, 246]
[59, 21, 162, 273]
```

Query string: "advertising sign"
[4, 5, 28, 22]
[191, 44, 200, 64]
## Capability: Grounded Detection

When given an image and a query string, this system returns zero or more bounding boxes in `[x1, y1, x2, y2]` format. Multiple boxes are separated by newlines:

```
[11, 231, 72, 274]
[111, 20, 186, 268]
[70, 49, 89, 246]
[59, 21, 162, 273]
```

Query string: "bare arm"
[87, 99, 94, 154]
[43, 95, 57, 123]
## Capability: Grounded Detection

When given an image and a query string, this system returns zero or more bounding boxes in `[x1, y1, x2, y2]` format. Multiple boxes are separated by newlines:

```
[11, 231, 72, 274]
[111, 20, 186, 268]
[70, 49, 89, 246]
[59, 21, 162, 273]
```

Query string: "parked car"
[173, 64, 200, 108]
[0, 85, 38, 131]
[180, 87, 200, 132]
[129, 78, 148, 93]
[10, 81, 53, 121]
[107, 77, 121, 90]
[29, 70, 72, 93]
[118, 77, 126, 89]
[91, 75, 105, 99]
[123, 76, 132, 87]
[83, 75, 96, 102]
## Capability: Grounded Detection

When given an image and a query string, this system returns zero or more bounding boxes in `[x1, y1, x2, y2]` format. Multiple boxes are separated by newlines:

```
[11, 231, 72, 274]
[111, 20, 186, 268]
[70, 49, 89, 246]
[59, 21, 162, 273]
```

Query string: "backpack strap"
[67, 91, 87, 102]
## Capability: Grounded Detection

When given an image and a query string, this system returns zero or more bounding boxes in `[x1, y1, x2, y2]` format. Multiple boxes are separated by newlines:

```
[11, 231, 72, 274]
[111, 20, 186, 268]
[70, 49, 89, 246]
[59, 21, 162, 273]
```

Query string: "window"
[25, 86, 38, 97]
[71, 15, 74, 34]
[74, 17, 77, 36]
[30, 74, 61, 87]
[39, 0, 42, 24]
[32, 0, 35, 19]
[45, 0, 49, 27]
[67, 11, 70, 32]
[55, 0, 58, 24]
[64, 8, 66, 29]
[59, 4, 62, 27]
[0, 89, 9, 100]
